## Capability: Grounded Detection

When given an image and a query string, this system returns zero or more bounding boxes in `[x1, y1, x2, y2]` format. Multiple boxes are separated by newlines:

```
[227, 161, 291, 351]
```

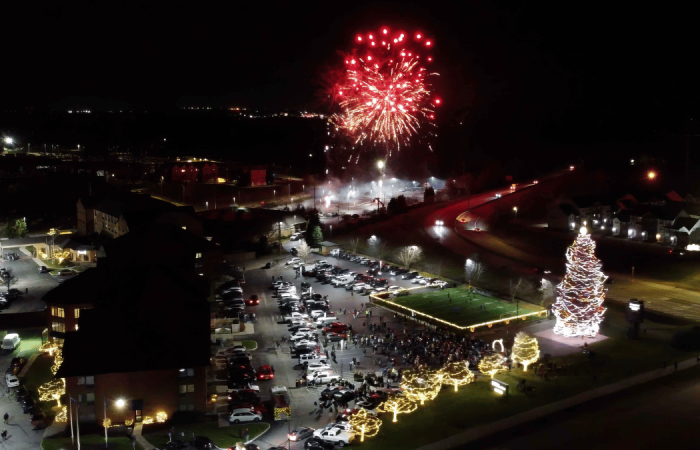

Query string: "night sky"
[5, 1, 700, 173]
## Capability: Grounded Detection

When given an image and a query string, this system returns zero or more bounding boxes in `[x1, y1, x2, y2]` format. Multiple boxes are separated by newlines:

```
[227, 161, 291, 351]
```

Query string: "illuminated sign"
[491, 379, 508, 395]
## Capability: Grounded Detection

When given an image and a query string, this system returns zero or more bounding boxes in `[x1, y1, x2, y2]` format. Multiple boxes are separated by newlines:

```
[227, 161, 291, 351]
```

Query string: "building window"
[75, 324, 79, 331]
[52, 322, 65, 333]
[187, 404, 195, 411]
[86, 376, 95, 387]
[178, 385, 187, 395]
[187, 384, 195, 393]
[52, 307, 65, 318]
[75, 308, 81, 318]
[187, 368, 194, 377]
[180, 404, 187, 411]
[179, 368, 195, 377]
[86, 393, 95, 404]
[182, 226, 187, 230]
[77, 377, 86, 385]
[195, 252, 202, 259]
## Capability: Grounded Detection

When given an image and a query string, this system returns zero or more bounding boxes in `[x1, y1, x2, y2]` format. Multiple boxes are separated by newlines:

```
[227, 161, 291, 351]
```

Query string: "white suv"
[313, 427, 355, 445]
[306, 370, 340, 384]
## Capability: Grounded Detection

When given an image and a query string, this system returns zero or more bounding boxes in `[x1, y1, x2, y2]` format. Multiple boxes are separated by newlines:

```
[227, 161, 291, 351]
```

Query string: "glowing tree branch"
[400, 368, 441, 405]
[348, 409, 382, 442]
[38, 378, 66, 407]
[552, 227, 607, 338]
[438, 361, 475, 392]
[296, 241, 312, 264]
[511, 332, 540, 371]
[397, 245, 422, 270]
[478, 354, 505, 378]
[376, 397, 417, 422]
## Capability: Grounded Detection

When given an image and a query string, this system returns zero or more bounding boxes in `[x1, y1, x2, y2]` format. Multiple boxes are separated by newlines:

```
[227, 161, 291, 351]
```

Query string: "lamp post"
[104, 396, 126, 448]
[69, 396, 81, 450]
[513, 206, 518, 219]
[160, 176, 164, 196]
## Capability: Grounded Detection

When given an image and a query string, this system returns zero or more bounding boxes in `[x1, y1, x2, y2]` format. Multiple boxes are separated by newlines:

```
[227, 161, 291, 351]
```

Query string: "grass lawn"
[380, 286, 544, 329]
[43, 434, 137, 450]
[26, 245, 35, 254]
[144, 421, 269, 449]
[359, 320, 697, 450]
[20, 352, 58, 420]
[241, 340, 258, 350]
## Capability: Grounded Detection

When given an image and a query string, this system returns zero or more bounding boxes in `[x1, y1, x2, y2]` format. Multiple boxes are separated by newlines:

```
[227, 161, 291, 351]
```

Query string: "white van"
[306, 370, 340, 384]
[2, 333, 20, 351]
[315, 316, 337, 326]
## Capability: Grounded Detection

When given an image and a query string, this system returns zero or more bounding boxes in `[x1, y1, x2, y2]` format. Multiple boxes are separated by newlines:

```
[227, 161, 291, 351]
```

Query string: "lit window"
[52, 307, 65, 318]
[182, 226, 187, 230]
[86, 393, 95, 404]
[86, 376, 95, 386]
[75, 324, 79, 331]
[187, 384, 195, 393]
[195, 252, 202, 259]
[75, 308, 81, 318]
[52, 322, 65, 333]
[178, 385, 187, 394]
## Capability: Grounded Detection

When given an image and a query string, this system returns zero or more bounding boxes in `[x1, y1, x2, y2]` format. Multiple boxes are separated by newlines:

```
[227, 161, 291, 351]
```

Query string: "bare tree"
[349, 238, 360, 254]
[297, 241, 312, 263]
[465, 258, 486, 283]
[397, 246, 422, 270]
[539, 278, 555, 305]
[367, 236, 387, 260]
[509, 278, 524, 302]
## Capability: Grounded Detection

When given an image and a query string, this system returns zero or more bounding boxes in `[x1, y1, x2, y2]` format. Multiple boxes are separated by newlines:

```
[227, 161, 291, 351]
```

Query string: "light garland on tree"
[376, 397, 418, 422]
[400, 368, 442, 405]
[478, 353, 505, 378]
[552, 227, 607, 338]
[511, 332, 540, 371]
[348, 409, 382, 442]
[438, 361, 475, 392]
[156, 411, 168, 423]
[38, 378, 66, 407]
[55, 406, 68, 423]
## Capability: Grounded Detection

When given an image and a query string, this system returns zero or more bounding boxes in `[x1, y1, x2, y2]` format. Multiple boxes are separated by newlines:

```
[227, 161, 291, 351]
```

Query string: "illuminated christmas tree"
[376, 397, 418, 422]
[400, 368, 442, 405]
[438, 361, 475, 392]
[348, 409, 382, 442]
[38, 378, 65, 407]
[511, 332, 539, 371]
[478, 353, 505, 378]
[552, 227, 607, 337]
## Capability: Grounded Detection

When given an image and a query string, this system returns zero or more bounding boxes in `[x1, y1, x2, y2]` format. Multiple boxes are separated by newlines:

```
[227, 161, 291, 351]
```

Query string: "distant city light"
[647, 171, 656, 180]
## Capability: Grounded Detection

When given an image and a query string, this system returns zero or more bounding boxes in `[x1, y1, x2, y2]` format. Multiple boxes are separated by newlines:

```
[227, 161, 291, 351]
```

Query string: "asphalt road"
[470, 364, 700, 450]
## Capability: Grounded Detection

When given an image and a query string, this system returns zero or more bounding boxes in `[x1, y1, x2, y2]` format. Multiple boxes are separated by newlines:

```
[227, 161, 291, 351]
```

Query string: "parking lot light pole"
[69, 396, 81, 450]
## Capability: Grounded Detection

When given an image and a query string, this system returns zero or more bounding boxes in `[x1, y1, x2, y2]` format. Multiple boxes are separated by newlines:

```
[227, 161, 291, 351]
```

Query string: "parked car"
[304, 438, 336, 450]
[286, 258, 302, 265]
[228, 410, 262, 424]
[6, 374, 20, 388]
[288, 426, 315, 441]
[402, 271, 419, 280]
[312, 427, 354, 445]
[30, 413, 47, 430]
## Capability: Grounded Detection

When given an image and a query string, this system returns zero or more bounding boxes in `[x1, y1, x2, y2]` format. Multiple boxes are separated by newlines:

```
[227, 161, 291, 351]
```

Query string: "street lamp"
[647, 171, 657, 180]
[4, 137, 12, 145]
[377, 161, 385, 170]
[513, 206, 518, 218]
[104, 397, 126, 448]
[205, 201, 209, 210]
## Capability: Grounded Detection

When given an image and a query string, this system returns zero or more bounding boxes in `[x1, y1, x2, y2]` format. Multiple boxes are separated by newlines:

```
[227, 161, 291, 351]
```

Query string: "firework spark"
[330, 27, 439, 159]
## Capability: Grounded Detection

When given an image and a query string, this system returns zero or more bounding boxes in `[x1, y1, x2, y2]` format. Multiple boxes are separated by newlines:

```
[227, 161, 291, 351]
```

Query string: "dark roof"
[92, 193, 177, 219]
[558, 204, 578, 216]
[570, 194, 617, 209]
[55, 265, 210, 377]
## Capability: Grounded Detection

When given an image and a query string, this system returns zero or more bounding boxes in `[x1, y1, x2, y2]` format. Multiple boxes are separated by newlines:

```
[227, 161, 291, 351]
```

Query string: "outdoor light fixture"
[115, 398, 126, 408]
[648, 171, 656, 180]
[4, 137, 12, 145]
[377, 160, 385, 169]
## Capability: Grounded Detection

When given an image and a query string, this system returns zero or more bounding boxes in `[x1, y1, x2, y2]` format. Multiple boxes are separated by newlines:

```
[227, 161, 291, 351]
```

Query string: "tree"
[348, 409, 382, 442]
[3, 218, 28, 238]
[396, 195, 408, 212]
[439, 361, 475, 392]
[304, 213, 323, 246]
[539, 278, 555, 305]
[367, 236, 387, 260]
[424, 186, 435, 203]
[511, 332, 540, 371]
[552, 227, 607, 338]
[509, 278, 524, 302]
[38, 378, 66, 407]
[478, 353, 505, 378]
[349, 238, 360, 254]
[296, 241, 312, 263]
[376, 397, 417, 422]
[400, 368, 441, 405]
[465, 257, 486, 283]
[387, 197, 399, 215]
[0, 269, 18, 293]
[397, 246, 422, 270]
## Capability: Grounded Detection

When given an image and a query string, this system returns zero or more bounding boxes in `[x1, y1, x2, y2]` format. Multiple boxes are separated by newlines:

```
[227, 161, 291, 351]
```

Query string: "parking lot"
[1, 252, 59, 314]
[211, 240, 440, 449]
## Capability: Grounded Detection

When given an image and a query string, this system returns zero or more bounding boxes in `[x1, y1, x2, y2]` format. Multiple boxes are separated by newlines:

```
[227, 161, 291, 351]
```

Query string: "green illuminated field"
[380, 286, 543, 328]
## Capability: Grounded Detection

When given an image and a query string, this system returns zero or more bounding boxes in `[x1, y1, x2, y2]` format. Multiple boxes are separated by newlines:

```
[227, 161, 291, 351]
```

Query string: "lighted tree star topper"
[330, 27, 440, 158]
[439, 361, 475, 392]
[400, 368, 442, 405]
[348, 409, 382, 442]
[376, 396, 418, 422]
[478, 353, 506, 378]
[511, 331, 540, 371]
[552, 227, 608, 338]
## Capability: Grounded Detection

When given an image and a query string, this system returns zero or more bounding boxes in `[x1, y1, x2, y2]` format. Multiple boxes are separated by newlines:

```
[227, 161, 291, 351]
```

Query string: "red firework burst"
[331, 27, 439, 157]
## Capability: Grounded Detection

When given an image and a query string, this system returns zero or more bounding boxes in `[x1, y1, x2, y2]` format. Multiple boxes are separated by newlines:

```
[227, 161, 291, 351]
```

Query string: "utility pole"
[278, 221, 282, 255]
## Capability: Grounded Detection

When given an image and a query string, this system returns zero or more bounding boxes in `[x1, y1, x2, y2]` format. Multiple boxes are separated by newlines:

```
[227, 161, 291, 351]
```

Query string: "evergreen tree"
[552, 227, 607, 337]
[310, 226, 323, 245]
[304, 213, 322, 246]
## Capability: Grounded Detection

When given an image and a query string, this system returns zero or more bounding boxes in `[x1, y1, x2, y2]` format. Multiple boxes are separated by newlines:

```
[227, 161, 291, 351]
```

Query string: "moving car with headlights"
[288, 426, 315, 441]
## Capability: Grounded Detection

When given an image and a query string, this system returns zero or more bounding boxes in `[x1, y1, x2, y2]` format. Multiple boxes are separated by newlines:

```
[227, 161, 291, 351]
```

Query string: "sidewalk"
[133, 423, 155, 450]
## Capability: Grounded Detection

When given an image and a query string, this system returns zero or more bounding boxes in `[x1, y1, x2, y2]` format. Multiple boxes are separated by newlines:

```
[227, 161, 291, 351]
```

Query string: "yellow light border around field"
[370, 287, 547, 332]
